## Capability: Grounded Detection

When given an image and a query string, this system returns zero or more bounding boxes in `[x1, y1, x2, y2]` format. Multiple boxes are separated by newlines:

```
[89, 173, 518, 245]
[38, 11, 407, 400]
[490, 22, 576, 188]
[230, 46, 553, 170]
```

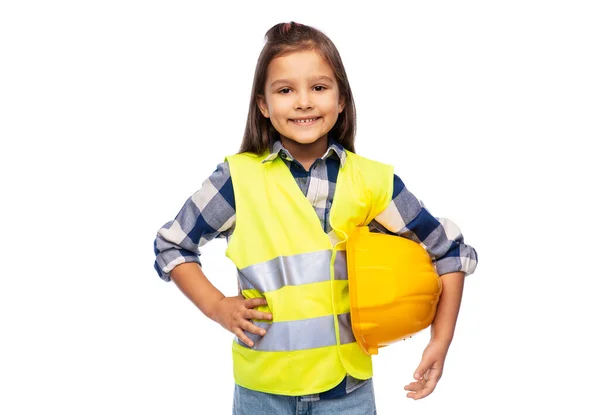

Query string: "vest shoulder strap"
[344, 151, 394, 222]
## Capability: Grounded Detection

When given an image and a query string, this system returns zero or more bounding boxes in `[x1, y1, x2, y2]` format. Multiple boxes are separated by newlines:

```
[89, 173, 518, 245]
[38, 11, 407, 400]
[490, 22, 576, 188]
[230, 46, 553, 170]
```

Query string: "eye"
[314, 85, 327, 92]
[278, 88, 292, 94]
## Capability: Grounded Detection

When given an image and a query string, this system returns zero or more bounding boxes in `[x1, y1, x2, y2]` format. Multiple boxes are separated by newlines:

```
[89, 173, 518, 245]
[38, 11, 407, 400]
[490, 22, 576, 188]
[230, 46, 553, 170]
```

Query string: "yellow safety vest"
[225, 149, 393, 396]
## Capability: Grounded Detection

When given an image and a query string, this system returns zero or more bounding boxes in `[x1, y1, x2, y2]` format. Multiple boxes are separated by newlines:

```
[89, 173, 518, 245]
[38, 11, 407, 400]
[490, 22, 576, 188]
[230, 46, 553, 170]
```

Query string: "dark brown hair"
[239, 22, 356, 154]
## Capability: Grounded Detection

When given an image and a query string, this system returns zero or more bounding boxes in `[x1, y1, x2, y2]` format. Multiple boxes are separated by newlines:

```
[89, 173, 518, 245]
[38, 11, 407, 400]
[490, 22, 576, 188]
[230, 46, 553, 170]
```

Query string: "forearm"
[430, 271, 465, 347]
[170, 262, 225, 321]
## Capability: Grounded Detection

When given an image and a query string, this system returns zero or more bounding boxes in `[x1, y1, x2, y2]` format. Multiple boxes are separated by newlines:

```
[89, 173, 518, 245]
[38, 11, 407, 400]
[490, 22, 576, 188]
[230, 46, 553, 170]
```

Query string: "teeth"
[293, 118, 317, 123]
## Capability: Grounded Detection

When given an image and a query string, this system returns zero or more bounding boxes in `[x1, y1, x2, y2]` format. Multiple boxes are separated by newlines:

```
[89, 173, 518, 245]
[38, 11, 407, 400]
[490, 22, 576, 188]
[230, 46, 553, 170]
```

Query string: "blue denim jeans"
[232, 378, 377, 415]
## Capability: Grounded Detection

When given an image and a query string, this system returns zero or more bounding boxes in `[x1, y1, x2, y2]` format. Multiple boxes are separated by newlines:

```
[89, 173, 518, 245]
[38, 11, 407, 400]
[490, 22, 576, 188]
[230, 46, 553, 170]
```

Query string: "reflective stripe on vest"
[236, 313, 355, 351]
[237, 250, 348, 292]
[225, 149, 393, 396]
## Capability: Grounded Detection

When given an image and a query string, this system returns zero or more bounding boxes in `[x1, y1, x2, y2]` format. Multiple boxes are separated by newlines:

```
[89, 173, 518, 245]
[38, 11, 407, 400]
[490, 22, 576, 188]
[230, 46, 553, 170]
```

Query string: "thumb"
[413, 355, 434, 380]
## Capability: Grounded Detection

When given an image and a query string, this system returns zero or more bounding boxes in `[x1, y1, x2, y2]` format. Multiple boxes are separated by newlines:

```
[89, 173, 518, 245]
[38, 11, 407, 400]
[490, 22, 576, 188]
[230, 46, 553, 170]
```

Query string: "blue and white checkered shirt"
[154, 139, 478, 399]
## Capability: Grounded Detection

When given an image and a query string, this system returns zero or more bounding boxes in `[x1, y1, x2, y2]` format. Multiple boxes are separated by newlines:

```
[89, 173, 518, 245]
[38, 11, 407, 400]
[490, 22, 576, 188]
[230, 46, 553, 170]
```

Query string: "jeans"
[232, 378, 377, 415]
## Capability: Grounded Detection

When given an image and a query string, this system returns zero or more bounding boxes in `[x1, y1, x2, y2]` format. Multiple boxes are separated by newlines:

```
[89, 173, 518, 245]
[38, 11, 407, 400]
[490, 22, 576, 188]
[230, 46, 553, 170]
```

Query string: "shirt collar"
[262, 138, 347, 167]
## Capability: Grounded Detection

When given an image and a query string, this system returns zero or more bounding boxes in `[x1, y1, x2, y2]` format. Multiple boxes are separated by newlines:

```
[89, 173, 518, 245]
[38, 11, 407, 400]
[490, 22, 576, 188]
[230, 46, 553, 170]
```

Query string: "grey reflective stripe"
[238, 250, 349, 292]
[238, 250, 333, 292]
[334, 251, 348, 281]
[238, 313, 356, 351]
[337, 312, 355, 345]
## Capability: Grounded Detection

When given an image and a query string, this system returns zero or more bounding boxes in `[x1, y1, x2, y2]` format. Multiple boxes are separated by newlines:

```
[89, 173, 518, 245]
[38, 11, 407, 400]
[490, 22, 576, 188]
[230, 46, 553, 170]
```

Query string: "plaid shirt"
[154, 139, 478, 399]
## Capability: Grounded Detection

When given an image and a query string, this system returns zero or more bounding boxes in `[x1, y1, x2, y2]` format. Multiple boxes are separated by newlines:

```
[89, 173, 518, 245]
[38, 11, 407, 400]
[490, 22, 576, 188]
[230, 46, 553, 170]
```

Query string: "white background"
[1, 1, 599, 414]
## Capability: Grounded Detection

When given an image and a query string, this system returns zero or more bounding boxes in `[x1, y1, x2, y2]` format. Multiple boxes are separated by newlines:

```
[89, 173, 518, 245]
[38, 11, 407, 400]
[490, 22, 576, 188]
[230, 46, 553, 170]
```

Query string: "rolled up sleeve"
[153, 161, 236, 281]
[370, 174, 478, 276]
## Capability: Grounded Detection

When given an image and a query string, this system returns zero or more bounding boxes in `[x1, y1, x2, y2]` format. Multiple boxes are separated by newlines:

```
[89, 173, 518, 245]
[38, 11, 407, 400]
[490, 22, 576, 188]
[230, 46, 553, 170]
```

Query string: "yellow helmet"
[346, 226, 442, 355]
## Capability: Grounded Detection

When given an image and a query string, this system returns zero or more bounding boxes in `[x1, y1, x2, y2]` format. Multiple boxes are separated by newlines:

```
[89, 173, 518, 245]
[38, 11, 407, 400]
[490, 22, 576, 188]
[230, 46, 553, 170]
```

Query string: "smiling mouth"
[290, 117, 320, 124]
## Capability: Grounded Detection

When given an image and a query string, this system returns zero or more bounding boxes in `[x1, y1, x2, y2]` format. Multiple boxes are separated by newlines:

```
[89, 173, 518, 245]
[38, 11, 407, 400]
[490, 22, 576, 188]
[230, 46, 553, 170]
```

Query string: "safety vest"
[225, 149, 393, 396]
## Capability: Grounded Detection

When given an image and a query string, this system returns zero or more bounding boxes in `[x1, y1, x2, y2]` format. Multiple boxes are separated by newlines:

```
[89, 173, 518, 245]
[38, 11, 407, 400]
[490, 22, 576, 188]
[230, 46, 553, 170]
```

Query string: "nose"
[294, 90, 313, 110]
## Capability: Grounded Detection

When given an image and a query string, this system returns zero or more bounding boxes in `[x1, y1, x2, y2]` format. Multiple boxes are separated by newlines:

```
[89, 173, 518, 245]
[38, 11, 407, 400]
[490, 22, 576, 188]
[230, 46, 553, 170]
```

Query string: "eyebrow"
[269, 76, 335, 89]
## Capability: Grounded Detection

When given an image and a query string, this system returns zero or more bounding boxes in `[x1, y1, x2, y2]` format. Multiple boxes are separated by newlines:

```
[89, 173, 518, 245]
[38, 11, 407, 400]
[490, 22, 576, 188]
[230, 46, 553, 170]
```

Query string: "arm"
[170, 262, 226, 321]
[431, 272, 465, 347]
[153, 162, 271, 346]
[170, 262, 271, 347]
[404, 271, 465, 400]
[371, 174, 477, 399]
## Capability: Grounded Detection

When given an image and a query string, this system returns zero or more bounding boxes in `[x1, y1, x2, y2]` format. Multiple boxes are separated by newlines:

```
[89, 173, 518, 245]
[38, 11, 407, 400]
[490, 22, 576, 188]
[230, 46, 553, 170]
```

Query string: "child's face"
[258, 50, 345, 147]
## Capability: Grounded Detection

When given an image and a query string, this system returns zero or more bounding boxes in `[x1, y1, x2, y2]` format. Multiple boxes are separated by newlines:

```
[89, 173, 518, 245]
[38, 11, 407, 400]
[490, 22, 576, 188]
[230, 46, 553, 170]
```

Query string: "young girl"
[154, 21, 478, 414]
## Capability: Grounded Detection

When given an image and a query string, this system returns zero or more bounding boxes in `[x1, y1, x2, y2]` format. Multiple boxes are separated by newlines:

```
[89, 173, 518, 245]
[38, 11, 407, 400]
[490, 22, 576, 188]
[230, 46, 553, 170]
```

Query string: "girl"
[154, 21, 478, 415]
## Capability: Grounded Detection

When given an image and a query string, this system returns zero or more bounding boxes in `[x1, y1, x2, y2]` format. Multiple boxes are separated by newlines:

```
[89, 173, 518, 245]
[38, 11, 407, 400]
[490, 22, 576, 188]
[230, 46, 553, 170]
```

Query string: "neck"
[279, 135, 328, 170]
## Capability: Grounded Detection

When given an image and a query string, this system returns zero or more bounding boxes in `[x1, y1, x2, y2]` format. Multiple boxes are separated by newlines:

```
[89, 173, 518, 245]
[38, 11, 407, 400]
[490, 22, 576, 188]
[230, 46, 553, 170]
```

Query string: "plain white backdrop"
[1, 1, 599, 414]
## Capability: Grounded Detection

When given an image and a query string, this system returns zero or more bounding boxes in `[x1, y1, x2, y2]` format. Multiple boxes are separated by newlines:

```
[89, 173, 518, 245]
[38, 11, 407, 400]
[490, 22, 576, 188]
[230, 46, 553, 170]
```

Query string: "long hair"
[239, 22, 356, 154]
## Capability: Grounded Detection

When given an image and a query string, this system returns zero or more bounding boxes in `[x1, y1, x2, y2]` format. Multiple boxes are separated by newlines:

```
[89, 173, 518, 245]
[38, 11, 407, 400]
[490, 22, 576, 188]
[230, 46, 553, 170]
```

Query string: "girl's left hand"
[403, 340, 449, 400]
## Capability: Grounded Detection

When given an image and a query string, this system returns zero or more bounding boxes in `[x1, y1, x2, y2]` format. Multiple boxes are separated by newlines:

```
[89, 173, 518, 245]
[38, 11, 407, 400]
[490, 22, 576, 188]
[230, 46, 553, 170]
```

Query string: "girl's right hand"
[211, 295, 272, 347]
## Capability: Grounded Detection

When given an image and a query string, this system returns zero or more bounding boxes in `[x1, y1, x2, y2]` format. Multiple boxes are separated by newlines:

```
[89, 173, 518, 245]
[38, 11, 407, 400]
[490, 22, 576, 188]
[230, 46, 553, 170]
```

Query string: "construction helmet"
[346, 226, 442, 355]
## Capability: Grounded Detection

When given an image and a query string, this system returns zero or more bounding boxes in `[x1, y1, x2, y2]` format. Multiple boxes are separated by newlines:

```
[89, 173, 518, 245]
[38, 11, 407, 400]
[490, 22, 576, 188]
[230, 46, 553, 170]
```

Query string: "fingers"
[404, 351, 443, 400]
[241, 319, 267, 336]
[404, 365, 442, 400]
[404, 377, 426, 393]
[404, 374, 438, 400]
[244, 297, 268, 309]
[233, 327, 255, 348]
[412, 358, 432, 382]
[217, 296, 272, 347]
[238, 298, 271, 347]
[235, 320, 269, 348]
[246, 309, 272, 321]
[242, 297, 272, 321]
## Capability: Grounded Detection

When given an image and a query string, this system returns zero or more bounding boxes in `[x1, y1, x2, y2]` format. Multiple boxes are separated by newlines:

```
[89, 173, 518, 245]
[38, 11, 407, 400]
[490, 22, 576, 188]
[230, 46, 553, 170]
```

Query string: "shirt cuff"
[154, 250, 201, 282]
[434, 246, 478, 277]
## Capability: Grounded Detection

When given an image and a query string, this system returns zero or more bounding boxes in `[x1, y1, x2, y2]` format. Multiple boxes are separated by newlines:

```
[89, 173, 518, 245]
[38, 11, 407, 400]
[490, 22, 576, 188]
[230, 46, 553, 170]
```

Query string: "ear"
[338, 96, 346, 113]
[257, 95, 270, 118]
